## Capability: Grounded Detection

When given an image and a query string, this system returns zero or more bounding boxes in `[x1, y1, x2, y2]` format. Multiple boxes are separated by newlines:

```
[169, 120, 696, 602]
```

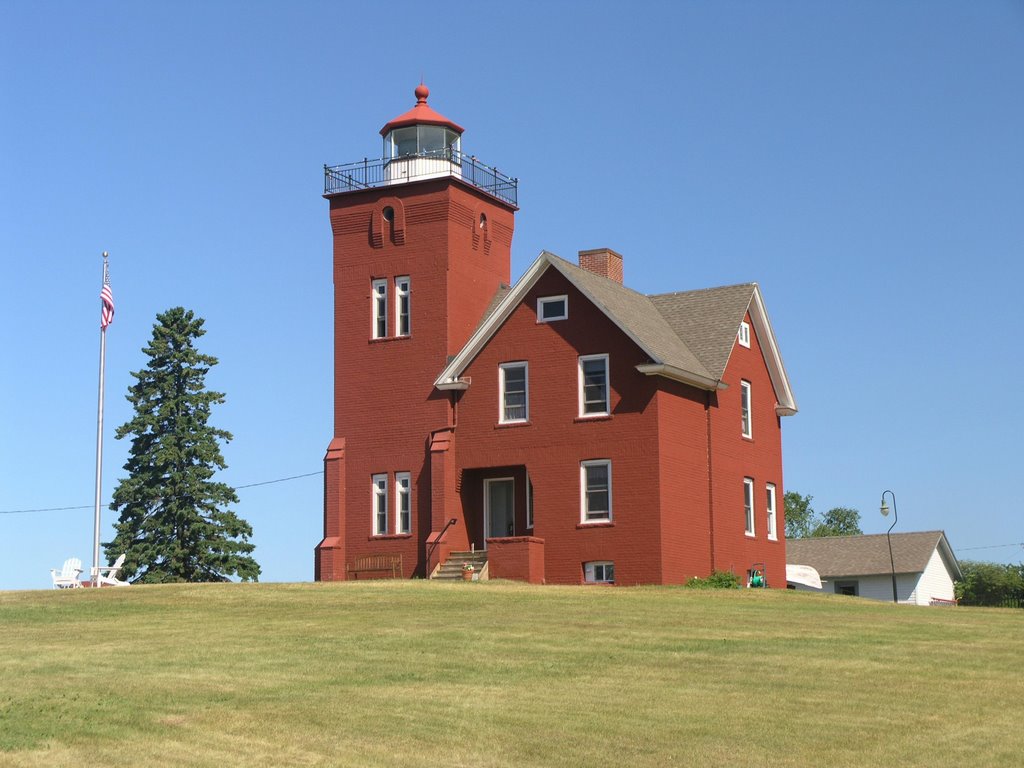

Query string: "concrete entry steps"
[433, 550, 488, 581]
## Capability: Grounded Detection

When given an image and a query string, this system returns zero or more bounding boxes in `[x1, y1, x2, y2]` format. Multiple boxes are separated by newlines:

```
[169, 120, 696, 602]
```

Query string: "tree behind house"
[784, 492, 863, 538]
[810, 506, 863, 537]
[104, 307, 260, 583]
[784, 491, 816, 538]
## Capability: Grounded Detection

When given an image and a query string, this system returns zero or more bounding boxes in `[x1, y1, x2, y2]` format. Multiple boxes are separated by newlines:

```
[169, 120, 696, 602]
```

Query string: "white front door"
[483, 478, 514, 547]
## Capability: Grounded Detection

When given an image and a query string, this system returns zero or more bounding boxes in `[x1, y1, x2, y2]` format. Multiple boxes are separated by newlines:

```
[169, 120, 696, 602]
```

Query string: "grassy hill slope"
[1, 581, 1020, 767]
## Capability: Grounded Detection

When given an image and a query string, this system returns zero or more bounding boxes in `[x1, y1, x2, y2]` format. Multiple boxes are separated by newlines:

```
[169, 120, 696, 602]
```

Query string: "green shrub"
[685, 570, 741, 589]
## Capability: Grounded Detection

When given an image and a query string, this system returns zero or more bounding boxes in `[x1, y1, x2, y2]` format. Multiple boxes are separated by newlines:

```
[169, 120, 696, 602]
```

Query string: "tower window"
[396, 472, 411, 534]
[383, 206, 395, 223]
[479, 213, 487, 229]
[372, 279, 388, 339]
[372, 474, 388, 535]
[395, 276, 410, 336]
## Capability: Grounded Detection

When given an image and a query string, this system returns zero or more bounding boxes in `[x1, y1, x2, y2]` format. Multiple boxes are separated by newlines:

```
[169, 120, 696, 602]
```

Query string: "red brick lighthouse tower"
[316, 85, 518, 580]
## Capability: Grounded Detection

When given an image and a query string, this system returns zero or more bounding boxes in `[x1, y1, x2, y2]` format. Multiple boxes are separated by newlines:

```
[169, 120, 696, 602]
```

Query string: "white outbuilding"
[786, 531, 961, 605]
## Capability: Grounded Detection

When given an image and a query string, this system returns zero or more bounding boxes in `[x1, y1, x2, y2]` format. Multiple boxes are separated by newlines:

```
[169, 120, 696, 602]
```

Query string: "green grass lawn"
[1, 581, 1021, 767]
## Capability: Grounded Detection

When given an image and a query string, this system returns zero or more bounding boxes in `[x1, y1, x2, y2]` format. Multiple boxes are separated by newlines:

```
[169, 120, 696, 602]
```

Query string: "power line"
[959, 542, 1024, 552]
[0, 470, 324, 515]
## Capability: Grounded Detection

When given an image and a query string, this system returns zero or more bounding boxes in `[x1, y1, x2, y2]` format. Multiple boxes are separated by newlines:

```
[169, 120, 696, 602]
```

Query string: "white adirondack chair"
[50, 558, 83, 589]
[96, 553, 130, 587]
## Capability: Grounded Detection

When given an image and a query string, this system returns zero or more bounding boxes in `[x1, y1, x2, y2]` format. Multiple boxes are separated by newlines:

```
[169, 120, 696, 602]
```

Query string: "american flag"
[100, 265, 115, 329]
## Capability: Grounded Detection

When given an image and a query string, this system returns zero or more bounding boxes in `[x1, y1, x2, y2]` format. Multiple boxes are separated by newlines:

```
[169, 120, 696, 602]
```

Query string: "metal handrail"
[425, 517, 459, 579]
[324, 150, 518, 206]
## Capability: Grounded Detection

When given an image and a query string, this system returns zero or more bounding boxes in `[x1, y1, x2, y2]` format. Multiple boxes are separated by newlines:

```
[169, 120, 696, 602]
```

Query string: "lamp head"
[880, 500, 890, 518]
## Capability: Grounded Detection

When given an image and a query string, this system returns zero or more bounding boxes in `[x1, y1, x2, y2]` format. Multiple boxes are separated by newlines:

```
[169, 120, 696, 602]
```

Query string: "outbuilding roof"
[786, 531, 962, 580]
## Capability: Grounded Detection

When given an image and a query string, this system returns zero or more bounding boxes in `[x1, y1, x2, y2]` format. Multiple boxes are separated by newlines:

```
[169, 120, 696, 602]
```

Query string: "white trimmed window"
[537, 295, 568, 323]
[578, 354, 610, 417]
[499, 362, 528, 423]
[738, 321, 751, 348]
[396, 472, 411, 534]
[740, 380, 752, 438]
[744, 477, 755, 536]
[527, 475, 534, 529]
[581, 460, 612, 523]
[372, 474, 388, 535]
[395, 277, 410, 337]
[372, 279, 388, 339]
[766, 483, 777, 541]
[584, 561, 615, 584]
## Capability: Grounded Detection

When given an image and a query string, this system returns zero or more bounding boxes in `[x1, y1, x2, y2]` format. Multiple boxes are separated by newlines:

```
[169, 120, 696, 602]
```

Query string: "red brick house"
[315, 86, 797, 586]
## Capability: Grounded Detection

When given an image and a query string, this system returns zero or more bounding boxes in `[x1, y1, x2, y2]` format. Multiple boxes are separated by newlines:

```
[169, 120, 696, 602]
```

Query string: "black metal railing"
[324, 150, 517, 206]
[424, 517, 459, 579]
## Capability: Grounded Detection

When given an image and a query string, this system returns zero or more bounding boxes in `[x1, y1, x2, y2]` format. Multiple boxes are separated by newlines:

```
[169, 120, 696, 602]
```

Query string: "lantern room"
[380, 84, 464, 160]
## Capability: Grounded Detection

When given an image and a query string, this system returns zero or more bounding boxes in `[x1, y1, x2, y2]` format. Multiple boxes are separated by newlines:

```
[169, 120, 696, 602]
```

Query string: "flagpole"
[92, 251, 111, 586]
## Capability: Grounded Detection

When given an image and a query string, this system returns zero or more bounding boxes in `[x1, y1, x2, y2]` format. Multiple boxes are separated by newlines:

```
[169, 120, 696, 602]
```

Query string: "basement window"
[584, 561, 615, 584]
[537, 295, 568, 322]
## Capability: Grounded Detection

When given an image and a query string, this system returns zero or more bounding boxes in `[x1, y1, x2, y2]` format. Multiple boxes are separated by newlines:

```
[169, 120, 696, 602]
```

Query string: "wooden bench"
[347, 553, 403, 580]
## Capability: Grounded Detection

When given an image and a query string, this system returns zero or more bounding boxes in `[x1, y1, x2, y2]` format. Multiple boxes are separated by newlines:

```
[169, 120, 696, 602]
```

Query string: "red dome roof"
[379, 84, 464, 136]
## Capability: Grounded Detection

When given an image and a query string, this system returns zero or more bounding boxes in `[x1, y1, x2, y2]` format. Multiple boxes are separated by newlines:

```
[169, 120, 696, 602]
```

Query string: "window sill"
[495, 421, 531, 429]
[744, 532, 756, 538]
[368, 336, 412, 344]
[574, 414, 611, 423]
[368, 533, 413, 541]
[577, 521, 614, 529]
[741, 434, 753, 442]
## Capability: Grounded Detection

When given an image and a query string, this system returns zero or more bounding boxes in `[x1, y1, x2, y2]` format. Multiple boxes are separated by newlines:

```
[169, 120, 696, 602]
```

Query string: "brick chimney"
[578, 248, 623, 284]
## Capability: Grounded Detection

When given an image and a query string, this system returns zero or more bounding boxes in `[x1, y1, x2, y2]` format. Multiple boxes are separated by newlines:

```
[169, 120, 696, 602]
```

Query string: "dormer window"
[738, 321, 751, 348]
[537, 295, 568, 323]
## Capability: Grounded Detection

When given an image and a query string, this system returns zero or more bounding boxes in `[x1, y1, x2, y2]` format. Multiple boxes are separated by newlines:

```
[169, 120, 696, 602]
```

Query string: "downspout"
[705, 389, 715, 572]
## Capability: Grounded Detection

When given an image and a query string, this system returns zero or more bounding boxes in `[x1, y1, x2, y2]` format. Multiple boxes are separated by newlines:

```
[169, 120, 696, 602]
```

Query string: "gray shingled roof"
[786, 531, 960, 578]
[546, 254, 713, 381]
[436, 250, 795, 408]
[650, 284, 757, 380]
[476, 284, 511, 331]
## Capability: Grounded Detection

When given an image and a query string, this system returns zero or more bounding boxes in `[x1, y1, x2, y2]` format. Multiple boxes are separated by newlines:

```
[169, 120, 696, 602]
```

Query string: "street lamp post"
[879, 490, 899, 603]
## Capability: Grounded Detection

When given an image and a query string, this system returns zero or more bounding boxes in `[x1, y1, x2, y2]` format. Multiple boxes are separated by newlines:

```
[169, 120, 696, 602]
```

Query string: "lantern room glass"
[385, 125, 461, 159]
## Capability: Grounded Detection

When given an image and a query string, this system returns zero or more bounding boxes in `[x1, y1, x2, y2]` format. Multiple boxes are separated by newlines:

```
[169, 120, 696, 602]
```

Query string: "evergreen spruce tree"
[104, 307, 260, 583]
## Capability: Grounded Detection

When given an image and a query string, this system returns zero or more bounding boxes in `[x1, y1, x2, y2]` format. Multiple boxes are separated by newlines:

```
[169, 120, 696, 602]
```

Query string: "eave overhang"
[635, 363, 724, 391]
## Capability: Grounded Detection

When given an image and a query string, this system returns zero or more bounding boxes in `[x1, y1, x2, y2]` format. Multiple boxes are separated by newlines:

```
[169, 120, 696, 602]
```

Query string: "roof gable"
[435, 251, 796, 412]
[435, 251, 718, 390]
[650, 283, 797, 415]
[649, 284, 755, 380]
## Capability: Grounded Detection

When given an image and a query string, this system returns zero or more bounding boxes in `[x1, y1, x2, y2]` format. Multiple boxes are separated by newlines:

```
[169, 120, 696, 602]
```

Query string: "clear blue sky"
[3, 1, 1022, 590]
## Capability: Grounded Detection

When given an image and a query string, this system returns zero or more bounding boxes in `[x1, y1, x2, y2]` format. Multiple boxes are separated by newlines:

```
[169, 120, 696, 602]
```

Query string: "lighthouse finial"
[415, 82, 429, 104]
